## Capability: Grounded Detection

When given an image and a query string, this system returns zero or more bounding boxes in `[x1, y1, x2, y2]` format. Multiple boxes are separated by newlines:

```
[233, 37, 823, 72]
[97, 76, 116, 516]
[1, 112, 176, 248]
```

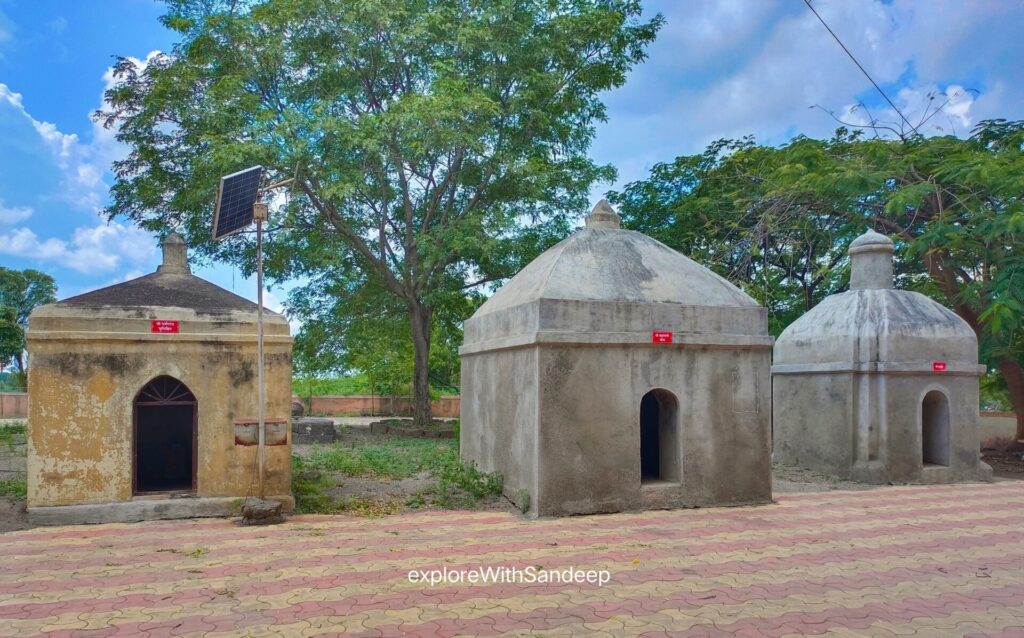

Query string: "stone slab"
[27, 494, 295, 525]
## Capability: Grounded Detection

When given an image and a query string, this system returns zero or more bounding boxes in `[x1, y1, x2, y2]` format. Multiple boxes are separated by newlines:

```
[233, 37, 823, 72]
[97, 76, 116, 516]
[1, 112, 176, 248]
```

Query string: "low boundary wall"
[0, 393, 27, 419]
[980, 411, 1020, 444]
[304, 395, 460, 418]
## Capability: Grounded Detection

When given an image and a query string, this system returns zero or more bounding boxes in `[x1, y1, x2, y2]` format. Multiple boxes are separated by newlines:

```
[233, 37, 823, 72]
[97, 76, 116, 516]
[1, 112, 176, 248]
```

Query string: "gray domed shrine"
[772, 229, 992, 484]
[459, 201, 774, 516]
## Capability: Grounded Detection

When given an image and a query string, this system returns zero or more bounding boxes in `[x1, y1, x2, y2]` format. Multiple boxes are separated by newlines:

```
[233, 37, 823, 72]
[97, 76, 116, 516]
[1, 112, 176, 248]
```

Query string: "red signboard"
[652, 330, 673, 344]
[932, 361, 947, 372]
[151, 320, 180, 334]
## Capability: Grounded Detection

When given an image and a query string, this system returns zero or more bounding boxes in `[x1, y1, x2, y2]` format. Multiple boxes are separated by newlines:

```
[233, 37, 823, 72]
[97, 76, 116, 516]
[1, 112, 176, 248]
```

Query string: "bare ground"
[0, 499, 28, 534]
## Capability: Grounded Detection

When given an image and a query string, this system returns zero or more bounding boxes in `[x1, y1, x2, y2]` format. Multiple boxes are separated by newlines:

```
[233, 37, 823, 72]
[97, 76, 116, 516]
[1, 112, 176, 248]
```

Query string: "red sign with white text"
[151, 320, 180, 334]
[932, 361, 947, 372]
[652, 330, 673, 344]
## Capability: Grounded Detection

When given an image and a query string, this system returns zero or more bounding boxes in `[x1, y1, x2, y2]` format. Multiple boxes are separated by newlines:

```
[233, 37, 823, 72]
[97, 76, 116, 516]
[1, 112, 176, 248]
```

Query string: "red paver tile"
[1, 482, 1024, 637]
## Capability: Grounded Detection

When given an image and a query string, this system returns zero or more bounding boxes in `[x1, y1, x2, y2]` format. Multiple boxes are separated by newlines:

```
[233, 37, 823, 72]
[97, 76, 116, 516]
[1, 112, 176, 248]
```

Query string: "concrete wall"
[307, 395, 460, 418]
[773, 370, 987, 483]
[460, 347, 538, 513]
[882, 375, 982, 483]
[773, 374, 855, 474]
[0, 393, 27, 418]
[534, 345, 772, 517]
[462, 342, 772, 517]
[26, 308, 292, 513]
[979, 412, 1019, 444]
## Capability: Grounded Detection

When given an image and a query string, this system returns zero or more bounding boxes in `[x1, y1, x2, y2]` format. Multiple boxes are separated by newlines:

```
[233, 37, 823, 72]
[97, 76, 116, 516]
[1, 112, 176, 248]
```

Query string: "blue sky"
[1, 0, 1023, 310]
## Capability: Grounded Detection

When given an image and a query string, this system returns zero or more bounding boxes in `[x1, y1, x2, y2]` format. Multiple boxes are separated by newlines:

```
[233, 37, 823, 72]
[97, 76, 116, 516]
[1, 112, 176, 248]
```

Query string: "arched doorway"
[133, 376, 197, 494]
[640, 389, 680, 483]
[921, 390, 951, 467]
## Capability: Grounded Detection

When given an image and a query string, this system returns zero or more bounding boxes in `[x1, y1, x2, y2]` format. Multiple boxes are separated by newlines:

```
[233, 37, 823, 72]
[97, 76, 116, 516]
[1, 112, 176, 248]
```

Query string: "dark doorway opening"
[640, 389, 680, 484]
[921, 390, 951, 467]
[134, 376, 197, 494]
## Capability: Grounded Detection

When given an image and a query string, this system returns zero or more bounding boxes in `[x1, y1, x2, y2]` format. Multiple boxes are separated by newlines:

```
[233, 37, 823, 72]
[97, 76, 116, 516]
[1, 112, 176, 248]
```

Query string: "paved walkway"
[2, 482, 1024, 637]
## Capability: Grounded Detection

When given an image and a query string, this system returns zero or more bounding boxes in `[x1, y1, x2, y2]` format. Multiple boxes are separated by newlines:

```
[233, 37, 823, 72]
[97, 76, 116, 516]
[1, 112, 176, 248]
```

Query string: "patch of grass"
[374, 418, 455, 431]
[0, 422, 27, 450]
[292, 456, 340, 514]
[293, 437, 502, 514]
[0, 478, 26, 501]
[188, 548, 209, 559]
[304, 439, 458, 479]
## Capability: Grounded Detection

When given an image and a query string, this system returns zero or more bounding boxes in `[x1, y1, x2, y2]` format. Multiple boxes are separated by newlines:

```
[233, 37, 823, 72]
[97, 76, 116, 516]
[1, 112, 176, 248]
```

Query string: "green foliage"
[0, 308, 24, 376]
[981, 372, 1013, 412]
[302, 439, 455, 479]
[0, 267, 56, 377]
[291, 455, 343, 514]
[0, 422, 26, 450]
[610, 122, 1024, 430]
[437, 458, 502, 500]
[0, 372, 23, 392]
[291, 374, 371, 397]
[0, 478, 26, 501]
[100, 0, 661, 425]
[293, 437, 501, 513]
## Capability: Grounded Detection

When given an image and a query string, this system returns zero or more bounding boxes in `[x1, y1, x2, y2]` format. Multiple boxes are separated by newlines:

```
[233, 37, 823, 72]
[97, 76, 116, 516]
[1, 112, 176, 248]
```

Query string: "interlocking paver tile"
[3, 482, 1024, 637]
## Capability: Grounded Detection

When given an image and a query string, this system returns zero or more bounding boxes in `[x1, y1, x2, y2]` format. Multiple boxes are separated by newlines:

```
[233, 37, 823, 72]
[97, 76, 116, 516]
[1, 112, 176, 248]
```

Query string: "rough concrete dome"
[473, 200, 758, 318]
[848, 228, 894, 252]
[463, 201, 769, 352]
[774, 229, 977, 367]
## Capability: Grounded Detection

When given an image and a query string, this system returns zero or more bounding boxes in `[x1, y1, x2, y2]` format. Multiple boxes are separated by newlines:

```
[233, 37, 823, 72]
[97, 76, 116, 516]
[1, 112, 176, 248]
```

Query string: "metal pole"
[256, 217, 266, 499]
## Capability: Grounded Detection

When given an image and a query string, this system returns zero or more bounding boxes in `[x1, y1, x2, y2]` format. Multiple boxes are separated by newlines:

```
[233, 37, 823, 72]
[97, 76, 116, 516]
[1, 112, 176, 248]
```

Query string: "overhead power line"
[802, 0, 919, 136]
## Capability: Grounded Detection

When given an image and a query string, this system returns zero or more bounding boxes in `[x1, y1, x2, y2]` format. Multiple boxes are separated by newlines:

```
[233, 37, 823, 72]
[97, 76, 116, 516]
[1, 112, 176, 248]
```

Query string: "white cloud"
[0, 51, 162, 213]
[0, 83, 108, 211]
[262, 289, 286, 314]
[595, 0, 1024, 188]
[0, 200, 32, 225]
[0, 222, 156, 274]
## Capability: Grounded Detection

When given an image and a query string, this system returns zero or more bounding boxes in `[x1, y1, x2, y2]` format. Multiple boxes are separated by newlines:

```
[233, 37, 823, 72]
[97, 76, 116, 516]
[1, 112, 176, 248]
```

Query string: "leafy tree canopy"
[610, 121, 1024, 438]
[0, 268, 57, 379]
[100, 0, 662, 425]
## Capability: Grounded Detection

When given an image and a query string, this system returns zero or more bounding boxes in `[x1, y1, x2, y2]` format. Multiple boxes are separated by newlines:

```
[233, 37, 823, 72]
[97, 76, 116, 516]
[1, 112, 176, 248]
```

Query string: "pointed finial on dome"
[585, 199, 621, 229]
[157, 232, 191, 274]
[848, 228, 893, 290]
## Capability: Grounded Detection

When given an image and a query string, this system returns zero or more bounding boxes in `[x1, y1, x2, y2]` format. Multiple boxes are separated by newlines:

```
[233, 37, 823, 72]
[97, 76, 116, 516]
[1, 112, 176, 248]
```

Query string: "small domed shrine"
[26, 233, 293, 524]
[772, 229, 991, 484]
[460, 201, 774, 516]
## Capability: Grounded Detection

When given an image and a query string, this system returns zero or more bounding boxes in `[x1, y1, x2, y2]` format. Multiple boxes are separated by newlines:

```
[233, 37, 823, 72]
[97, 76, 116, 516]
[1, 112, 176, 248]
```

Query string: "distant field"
[292, 376, 373, 397]
[292, 375, 457, 397]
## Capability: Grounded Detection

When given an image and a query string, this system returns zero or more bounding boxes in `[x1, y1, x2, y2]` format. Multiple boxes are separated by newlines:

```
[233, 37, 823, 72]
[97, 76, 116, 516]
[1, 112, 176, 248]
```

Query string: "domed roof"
[473, 201, 757, 318]
[774, 229, 976, 366]
[32, 233, 286, 327]
[848, 228, 893, 252]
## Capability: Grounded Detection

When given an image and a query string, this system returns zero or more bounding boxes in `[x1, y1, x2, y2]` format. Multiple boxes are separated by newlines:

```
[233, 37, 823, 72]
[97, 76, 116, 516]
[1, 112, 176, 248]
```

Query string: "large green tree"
[100, 0, 661, 426]
[610, 122, 1024, 440]
[0, 268, 57, 378]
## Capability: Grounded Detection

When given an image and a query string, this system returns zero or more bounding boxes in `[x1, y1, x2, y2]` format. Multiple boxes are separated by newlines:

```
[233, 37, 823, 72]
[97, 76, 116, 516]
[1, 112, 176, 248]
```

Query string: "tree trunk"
[14, 351, 24, 374]
[409, 300, 433, 428]
[998, 358, 1024, 441]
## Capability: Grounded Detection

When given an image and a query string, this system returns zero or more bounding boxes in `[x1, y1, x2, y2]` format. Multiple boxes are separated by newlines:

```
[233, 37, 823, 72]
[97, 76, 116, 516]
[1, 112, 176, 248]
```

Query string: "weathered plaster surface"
[27, 236, 293, 522]
[461, 202, 773, 516]
[772, 230, 990, 484]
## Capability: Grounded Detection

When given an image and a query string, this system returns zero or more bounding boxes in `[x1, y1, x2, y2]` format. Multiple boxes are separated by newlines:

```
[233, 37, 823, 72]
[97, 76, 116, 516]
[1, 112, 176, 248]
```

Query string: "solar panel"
[212, 166, 263, 239]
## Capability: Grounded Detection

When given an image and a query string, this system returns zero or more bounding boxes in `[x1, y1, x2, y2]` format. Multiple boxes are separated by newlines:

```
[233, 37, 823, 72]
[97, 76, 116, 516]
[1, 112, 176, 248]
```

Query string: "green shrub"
[0, 422, 26, 450]
[0, 478, 26, 501]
